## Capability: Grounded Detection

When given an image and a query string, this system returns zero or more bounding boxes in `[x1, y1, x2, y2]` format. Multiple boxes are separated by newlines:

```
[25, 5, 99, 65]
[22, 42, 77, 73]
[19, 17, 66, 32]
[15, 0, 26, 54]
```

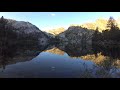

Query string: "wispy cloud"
[51, 13, 56, 16]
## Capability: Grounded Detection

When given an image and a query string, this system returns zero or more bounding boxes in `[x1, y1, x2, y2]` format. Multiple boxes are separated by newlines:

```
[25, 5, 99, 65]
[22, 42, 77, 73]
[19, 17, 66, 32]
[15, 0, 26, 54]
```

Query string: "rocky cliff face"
[57, 26, 95, 45]
[6, 19, 50, 46]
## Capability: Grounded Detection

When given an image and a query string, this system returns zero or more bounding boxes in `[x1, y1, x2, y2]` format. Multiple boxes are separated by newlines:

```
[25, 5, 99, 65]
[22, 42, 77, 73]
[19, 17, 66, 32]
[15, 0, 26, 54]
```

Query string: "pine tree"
[106, 16, 118, 30]
[0, 16, 8, 56]
[0, 16, 18, 56]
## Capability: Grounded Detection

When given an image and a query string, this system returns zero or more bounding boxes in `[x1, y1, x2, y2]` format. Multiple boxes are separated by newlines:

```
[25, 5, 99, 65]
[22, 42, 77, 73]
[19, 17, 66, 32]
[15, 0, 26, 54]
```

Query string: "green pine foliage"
[92, 16, 120, 43]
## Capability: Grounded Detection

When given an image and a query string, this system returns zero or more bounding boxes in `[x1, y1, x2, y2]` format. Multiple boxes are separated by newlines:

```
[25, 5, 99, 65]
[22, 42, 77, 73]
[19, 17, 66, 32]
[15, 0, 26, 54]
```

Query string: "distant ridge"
[46, 18, 120, 35]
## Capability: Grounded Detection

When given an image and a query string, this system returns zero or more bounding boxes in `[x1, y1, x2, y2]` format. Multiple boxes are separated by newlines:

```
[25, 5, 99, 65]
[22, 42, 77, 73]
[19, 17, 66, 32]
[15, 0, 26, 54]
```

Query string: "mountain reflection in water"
[0, 43, 120, 78]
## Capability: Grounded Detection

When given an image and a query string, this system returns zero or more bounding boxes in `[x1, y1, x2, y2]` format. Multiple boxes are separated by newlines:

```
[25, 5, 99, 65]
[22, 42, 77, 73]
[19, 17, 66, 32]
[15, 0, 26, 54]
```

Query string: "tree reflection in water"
[0, 41, 49, 72]
[45, 43, 120, 78]
[0, 42, 120, 78]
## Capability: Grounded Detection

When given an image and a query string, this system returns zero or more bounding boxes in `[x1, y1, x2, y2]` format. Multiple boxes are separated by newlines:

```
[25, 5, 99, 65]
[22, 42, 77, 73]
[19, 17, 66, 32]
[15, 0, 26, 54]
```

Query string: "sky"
[0, 12, 120, 31]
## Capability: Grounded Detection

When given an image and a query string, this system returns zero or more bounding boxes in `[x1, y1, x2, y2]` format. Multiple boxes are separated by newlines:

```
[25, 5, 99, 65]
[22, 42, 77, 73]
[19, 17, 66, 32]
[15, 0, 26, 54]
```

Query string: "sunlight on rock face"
[79, 18, 120, 32]
[46, 27, 65, 35]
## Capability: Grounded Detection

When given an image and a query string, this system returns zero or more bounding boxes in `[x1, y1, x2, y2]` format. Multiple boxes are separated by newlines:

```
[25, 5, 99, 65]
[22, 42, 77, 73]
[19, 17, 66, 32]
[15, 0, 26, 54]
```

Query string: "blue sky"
[0, 12, 120, 31]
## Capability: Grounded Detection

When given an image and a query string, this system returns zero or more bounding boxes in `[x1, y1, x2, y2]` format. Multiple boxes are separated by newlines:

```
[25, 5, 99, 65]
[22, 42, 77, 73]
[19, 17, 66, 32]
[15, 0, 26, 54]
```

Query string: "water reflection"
[0, 42, 48, 71]
[0, 42, 120, 78]
[45, 44, 120, 78]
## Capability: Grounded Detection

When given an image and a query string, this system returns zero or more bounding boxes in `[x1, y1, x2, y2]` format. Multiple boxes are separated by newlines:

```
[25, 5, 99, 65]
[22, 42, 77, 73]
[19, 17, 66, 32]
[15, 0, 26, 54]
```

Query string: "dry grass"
[79, 63, 119, 78]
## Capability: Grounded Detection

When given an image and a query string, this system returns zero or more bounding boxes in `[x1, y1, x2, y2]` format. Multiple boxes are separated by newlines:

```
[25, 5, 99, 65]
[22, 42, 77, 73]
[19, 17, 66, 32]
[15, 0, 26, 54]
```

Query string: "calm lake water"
[0, 44, 120, 78]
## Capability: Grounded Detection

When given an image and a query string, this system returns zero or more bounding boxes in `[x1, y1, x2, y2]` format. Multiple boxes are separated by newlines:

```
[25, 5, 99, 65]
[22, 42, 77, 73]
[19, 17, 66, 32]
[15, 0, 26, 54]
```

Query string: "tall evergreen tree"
[106, 16, 118, 30]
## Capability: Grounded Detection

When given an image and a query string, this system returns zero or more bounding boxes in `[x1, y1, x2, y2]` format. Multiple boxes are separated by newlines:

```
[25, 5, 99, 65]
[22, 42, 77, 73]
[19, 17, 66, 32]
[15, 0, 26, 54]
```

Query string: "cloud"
[51, 13, 56, 16]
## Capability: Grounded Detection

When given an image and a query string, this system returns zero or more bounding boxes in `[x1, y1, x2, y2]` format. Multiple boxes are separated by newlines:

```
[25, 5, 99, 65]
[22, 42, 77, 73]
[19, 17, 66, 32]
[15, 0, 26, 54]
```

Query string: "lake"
[0, 44, 120, 78]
